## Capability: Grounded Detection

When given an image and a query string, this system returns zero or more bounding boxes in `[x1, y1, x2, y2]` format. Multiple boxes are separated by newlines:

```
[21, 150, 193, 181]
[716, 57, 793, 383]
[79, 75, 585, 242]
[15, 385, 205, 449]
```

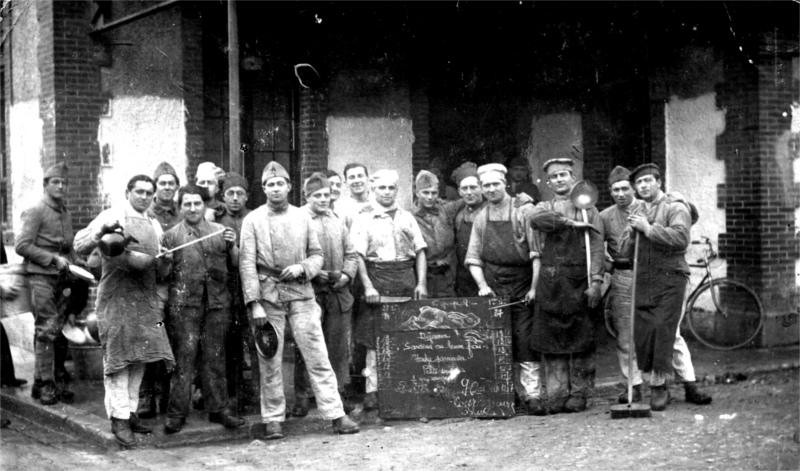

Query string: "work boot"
[650, 385, 670, 411]
[363, 392, 379, 411]
[263, 422, 284, 440]
[683, 382, 712, 405]
[55, 384, 75, 404]
[31, 380, 58, 406]
[209, 408, 246, 429]
[129, 414, 153, 434]
[618, 384, 643, 404]
[563, 395, 587, 413]
[332, 415, 360, 435]
[291, 397, 310, 417]
[111, 417, 136, 448]
[137, 395, 157, 419]
[164, 417, 185, 434]
[526, 398, 547, 416]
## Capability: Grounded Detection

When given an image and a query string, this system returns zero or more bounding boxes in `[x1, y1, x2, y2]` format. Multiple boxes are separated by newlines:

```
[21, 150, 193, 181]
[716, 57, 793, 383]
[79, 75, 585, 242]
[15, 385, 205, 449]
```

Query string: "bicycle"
[603, 236, 765, 350]
[685, 237, 764, 350]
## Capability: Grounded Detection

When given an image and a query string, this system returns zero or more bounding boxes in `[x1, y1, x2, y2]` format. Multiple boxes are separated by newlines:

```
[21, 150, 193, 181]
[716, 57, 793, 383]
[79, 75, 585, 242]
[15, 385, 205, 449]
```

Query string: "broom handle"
[627, 231, 640, 405]
[581, 209, 592, 281]
[155, 228, 226, 258]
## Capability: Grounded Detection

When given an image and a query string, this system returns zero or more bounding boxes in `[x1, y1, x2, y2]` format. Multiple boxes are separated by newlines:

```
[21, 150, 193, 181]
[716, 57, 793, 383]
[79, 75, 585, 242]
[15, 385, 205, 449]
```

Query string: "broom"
[610, 230, 652, 419]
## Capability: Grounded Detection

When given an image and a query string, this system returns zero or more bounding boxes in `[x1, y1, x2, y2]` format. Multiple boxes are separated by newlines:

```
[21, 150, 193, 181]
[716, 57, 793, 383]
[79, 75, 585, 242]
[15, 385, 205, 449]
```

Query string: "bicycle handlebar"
[689, 236, 717, 266]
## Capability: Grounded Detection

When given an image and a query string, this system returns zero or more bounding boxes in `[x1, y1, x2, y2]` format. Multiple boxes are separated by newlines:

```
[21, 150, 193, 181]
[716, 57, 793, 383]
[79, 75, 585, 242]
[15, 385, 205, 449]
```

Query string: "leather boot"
[363, 392, 379, 411]
[650, 384, 670, 411]
[209, 408, 246, 429]
[263, 421, 283, 440]
[137, 395, 157, 419]
[618, 384, 643, 404]
[563, 395, 587, 413]
[129, 414, 153, 434]
[31, 380, 58, 406]
[111, 417, 136, 447]
[684, 382, 712, 405]
[332, 415, 360, 435]
[291, 397, 310, 417]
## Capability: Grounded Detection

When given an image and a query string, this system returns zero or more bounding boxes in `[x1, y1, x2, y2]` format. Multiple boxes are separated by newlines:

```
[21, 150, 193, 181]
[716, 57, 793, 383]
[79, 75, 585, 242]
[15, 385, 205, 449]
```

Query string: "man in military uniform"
[16, 162, 89, 405]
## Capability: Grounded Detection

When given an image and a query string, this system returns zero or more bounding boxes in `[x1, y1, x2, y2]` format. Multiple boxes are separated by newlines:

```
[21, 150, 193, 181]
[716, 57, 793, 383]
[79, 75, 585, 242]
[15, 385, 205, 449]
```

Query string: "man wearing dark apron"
[464, 163, 542, 415]
[351, 169, 428, 411]
[529, 158, 604, 415]
[627, 163, 692, 411]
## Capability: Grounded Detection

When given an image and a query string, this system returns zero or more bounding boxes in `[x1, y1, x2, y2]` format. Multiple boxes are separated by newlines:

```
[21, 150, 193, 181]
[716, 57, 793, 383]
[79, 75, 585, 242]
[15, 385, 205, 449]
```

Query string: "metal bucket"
[0, 263, 31, 318]
[69, 344, 105, 381]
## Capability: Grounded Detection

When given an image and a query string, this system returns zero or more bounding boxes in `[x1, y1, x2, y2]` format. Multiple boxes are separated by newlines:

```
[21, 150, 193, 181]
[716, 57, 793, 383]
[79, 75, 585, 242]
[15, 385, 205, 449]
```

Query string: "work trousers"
[29, 274, 70, 383]
[257, 298, 344, 423]
[167, 305, 231, 418]
[610, 269, 696, 387]
[541, 350, 595, 402]
[294, 289, 353, 398]
[104, 362, 146, 419]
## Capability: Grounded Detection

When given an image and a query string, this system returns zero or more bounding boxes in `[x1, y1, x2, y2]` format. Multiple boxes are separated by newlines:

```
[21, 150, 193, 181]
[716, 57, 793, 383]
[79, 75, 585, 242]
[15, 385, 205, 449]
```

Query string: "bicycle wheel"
[686, 279, 764, 350]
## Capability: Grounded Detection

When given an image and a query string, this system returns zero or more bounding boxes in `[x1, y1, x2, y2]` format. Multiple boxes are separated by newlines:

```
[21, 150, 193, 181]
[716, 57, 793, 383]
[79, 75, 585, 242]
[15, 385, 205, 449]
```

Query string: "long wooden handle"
[581, 208, 592, 281]
[156, 228, 226, 258]
[626, 231, 640, 405]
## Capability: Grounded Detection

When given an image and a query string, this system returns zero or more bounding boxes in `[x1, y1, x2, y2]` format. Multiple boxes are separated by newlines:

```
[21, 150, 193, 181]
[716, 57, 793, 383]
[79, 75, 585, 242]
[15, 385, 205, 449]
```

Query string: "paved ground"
[2, 367, 798, 470]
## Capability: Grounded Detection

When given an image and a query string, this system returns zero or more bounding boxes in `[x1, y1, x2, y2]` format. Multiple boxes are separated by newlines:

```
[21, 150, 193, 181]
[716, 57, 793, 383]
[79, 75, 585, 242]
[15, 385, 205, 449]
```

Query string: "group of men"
[8, 153, 711, 447]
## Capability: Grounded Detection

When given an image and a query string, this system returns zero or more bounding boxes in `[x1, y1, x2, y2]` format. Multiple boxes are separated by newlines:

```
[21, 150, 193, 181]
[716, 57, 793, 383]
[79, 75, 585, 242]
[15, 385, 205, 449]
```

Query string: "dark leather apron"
[531, 203, 595, 354]
[455, 216, 479, 297]
[482, 201, 536, 363]
[354, 259, 416, 349]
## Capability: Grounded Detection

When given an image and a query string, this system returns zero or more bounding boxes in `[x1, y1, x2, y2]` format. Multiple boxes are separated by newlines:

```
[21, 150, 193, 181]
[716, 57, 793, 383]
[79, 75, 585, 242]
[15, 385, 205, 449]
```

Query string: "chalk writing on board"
[377, 297, 515, 419]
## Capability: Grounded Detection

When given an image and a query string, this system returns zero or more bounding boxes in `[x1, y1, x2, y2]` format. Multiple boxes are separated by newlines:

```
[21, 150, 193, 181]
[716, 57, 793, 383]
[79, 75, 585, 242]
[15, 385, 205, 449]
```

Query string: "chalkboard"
[376, 296, 515, 419]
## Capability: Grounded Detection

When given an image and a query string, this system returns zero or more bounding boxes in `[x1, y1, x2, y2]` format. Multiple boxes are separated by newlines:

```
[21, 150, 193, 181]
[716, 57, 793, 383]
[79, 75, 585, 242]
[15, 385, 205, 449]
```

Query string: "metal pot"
[98, 232, 127, 257]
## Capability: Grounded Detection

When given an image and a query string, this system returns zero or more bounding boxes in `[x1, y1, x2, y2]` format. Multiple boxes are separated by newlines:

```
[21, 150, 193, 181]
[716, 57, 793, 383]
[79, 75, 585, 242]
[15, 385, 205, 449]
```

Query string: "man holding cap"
[239, 162, 359, 439]
[291, 172, 360, 417]
[528, 158, 604, 414]
[16, 162, 89, 405]
[626, 163, 694, 411]
[351, 169, 428, 411]
[599, 166, 712, 408]
[412, 170, 459, 298]
[217, 172, 259, 410]
[464, 163, 542, 415]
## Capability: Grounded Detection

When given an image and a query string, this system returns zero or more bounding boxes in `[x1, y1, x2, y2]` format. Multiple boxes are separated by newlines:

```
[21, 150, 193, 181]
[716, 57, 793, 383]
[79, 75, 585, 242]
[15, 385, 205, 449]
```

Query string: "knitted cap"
[223, 172, 248, 192]
[451, 162, 479, 187]
[608, 166, 631, 186]
[304, 172, 330, 196]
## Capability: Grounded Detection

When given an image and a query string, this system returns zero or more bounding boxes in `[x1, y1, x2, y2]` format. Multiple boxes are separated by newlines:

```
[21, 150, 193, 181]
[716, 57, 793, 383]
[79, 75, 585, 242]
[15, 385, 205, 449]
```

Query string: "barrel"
[0, 263, 32, 318]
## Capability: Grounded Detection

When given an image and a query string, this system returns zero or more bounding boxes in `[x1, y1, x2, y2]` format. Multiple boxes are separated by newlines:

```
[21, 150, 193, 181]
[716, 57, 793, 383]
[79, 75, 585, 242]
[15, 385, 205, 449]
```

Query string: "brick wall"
[181, 4, 205, 179]
[48, 1, 105, 231]
[410, 85, 430, 179]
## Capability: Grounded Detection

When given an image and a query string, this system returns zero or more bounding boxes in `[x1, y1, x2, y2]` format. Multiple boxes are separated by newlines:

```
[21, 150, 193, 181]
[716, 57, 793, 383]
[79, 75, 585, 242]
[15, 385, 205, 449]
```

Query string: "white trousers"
[104, 362, 146, 419]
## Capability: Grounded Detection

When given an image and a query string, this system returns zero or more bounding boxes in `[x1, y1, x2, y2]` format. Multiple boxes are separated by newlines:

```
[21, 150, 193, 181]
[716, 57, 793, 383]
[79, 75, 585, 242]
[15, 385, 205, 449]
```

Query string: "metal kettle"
[98, 231, 137, 257]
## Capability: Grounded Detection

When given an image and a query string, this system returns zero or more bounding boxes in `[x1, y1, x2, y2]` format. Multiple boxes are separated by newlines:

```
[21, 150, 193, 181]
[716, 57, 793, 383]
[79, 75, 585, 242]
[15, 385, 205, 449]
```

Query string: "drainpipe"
[227, 0, 242, 175]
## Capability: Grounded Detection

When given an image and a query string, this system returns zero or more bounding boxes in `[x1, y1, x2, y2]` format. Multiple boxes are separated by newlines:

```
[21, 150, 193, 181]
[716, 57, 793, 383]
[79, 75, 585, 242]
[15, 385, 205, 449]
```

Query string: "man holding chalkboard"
[464, 163, 543, 415]
[528, 158, 604, 415]
[351, 169, 428, 411]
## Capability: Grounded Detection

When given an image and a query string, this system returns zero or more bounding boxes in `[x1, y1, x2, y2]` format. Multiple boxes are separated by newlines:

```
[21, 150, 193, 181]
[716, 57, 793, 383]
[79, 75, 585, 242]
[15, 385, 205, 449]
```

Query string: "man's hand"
[524, 288, 536, 305]
[100, 220, 122, 236]
[279, 264, 304, 282]
[432, 259, 449, 267]
[53, 255, 70, 272]
[249, 302, 267, 328]
[514, 192, 533, 206]
[222, 228, 236, 245]
[364, 286, 380, 304]
[628, 214, 650, 234]
[316, 270, 330, 284]
[585, 282, 602, 309]
[332, 273, 350, 290]
[568, 220, 600, 234]
[478, 285, 495, 297]
[414, 284, 428, 300]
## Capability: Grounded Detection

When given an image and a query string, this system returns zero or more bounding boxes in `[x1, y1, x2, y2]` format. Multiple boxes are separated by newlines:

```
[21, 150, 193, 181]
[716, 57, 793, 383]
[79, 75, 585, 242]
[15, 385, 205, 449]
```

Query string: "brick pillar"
[46, 1, 105, 230]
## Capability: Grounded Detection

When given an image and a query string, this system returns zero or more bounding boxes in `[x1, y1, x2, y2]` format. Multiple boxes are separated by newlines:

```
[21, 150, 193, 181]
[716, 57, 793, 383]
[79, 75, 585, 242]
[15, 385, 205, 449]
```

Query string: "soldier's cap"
[451, 162, 479, 187]
[44, 162, 68, 180]
[415, 170, 439, 191]
[542, 158, 574, 176]
[507, 157, 528, 169]
[153, 161, 180, 186]
[303, 172, 330, 196]
[222, 172, 248, 192]
[371, 169, 399, 186]
[261, 161, 290, 184]
[196, 162, 226, 184]
[608, 166, 631, 186]
[477, 163, 507, 183]
[629, 163, 661, 182]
